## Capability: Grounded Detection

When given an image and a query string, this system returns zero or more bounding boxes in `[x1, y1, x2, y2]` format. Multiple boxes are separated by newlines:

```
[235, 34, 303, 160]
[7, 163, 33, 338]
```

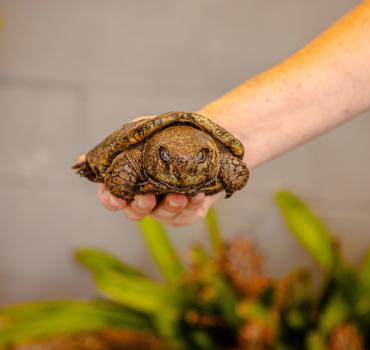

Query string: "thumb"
[197, 193, 221, 218]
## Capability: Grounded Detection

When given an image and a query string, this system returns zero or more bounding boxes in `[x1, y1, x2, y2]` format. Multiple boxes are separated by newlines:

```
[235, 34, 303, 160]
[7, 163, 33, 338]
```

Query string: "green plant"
[0, 193, 369, 349]
[276, 191, 369, 349]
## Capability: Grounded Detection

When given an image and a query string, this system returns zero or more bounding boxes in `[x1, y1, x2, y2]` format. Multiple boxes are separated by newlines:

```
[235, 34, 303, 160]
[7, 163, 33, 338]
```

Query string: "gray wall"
[0, 0, 369, 305]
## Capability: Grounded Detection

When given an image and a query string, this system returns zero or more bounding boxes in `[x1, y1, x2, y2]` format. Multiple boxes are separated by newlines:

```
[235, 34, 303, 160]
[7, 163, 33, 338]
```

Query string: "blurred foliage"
[0, 192, 369, 349]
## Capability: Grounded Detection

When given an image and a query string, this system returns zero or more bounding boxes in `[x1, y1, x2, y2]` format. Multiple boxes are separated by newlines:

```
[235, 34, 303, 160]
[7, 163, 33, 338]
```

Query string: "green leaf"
[359, 248, 370, 290]
[190, 246, 240, 327]
[138, 217, 185, 284]
[286, 309, 307, 329]
[212, 276, 241, 327]
[319, 294, 349, 335]
[91, 270, 188, 345]
[238, 300, 271, 322]
[152, 310, 182, 346]
[306, 331, 326, 350]
[0, 300, 151, 345]
[93, 269, 183, 315]
[187, 330, 218, 350]
[354, 251, 370, 319]
[282, 269, 312, 309]
[76, 247, 184, 314]
[75, 248, 144, 277]
[205, 207, 222, 254]
[275, 190, 338, 272]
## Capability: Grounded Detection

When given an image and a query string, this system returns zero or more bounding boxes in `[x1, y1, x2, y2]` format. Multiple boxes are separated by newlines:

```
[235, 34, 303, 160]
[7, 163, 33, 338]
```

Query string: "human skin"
[95, 0, 370, 226]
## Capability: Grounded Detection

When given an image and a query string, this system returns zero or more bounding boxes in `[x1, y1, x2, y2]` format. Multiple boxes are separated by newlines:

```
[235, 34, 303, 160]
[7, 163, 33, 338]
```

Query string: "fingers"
[168, 193, 206, 226]
[97, 185, 157, 220]
[77, 154, 86, 163]
[150, 193, 189, 222]
[150, 192, 218, 227]
[98, 184, 127, 211]
[200, 194, 221, 217]
[96, 180, 220, 227]
[122, 194, 157, 221]
[169, 193, 221, 227]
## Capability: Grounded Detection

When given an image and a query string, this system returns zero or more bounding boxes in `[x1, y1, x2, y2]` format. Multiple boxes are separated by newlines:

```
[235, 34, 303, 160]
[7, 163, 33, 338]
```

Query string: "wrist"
[197, 96, 258, 169]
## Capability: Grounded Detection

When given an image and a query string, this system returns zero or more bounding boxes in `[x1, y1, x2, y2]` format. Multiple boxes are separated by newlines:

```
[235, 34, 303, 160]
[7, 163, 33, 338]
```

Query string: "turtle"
[73, 112, 249, 201]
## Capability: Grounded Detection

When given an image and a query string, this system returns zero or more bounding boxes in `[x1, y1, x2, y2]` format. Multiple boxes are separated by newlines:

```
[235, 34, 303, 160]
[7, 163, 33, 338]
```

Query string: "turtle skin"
[73, 112, 249, 201]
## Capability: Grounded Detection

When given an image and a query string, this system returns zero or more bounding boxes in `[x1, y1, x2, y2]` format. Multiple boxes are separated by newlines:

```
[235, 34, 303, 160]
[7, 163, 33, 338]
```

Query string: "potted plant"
[0, 191, 369, 349]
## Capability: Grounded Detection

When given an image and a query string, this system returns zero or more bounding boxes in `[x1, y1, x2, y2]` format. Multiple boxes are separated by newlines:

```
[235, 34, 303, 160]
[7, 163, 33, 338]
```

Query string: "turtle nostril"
[174, 169, 181, 180]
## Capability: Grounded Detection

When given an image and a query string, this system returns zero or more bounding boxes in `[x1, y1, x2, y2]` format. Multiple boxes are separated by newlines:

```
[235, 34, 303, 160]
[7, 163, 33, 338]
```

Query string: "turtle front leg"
[198, 180, 223, 196]
[103, 148, 143, 202]
[218, 152, 249, 198]
[72, 160, 102, 182]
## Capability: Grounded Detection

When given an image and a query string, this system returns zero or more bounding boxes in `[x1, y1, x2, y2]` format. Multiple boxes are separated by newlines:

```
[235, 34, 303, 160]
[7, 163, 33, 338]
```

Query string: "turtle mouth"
[146, 172, 217, 194]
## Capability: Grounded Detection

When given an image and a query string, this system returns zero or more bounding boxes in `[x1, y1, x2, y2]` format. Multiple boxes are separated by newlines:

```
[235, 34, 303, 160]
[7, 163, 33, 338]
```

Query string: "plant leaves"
[76, 247, 184, 314]
[359, 248, 370, 291]
[190, 246, 240, 327]
[305, 331, 326, 350]
[93, 269, 183, 315]
[205, 207, 222, 254]
[0, 300, 152, 345]
[90, 270, 192, 345]
[138, 217, 185, 284]
[275, 190, 338, 272]
[75, 248, 144, 277]
[319, 294, 349, 335]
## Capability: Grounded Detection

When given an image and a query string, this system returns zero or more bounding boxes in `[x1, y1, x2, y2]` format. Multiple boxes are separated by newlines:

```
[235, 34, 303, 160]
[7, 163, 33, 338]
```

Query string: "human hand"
[98, 182, 219, 226]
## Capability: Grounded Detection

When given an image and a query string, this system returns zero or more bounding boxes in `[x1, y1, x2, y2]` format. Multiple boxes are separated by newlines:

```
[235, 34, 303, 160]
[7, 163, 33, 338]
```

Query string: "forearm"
[199, 0, 370, 169]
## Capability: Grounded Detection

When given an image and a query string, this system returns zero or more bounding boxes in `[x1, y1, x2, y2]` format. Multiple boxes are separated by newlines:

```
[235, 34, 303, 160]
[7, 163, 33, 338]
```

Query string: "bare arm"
[201, 0, 370, 169]
[101, 0, 370, 225]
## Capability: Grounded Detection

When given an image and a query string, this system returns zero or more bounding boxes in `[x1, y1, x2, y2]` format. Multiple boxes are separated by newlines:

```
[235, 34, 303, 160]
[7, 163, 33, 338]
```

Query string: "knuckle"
[187, 201, 204, 210]
[197, 208, 209, 218]
[101, 200, 113, 210]
[149, 215, 169, 224]
[123, 208, 143, 221]
[176, 208, 197, 218]
[131, 203, 153, 215]
[134, 195, 157, 212]
[164, 202, 186, 213]
[171, 217, 194, 227]
[151, 211, 173, 221]
[107, 205, 120, 212]
[172, 223, 184, 227]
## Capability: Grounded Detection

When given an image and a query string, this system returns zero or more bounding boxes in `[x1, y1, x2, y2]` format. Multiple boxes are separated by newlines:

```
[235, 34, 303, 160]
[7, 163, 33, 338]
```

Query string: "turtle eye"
[159, 147, 170, 162]
[196, 148, 208, 163]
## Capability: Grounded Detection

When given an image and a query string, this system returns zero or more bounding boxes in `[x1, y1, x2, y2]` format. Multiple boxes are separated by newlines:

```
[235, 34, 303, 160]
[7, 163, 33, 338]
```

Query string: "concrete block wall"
[0, 0, 368, 305]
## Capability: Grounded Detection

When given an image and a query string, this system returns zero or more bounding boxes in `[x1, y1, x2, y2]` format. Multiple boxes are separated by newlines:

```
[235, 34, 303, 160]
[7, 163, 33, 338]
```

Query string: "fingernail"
[101, 189, 110, 200]
[77, 155, 86, 163]
[136, 196, 150, 209]
[169, 198, 181, 208]
[109, 196, 120, 209]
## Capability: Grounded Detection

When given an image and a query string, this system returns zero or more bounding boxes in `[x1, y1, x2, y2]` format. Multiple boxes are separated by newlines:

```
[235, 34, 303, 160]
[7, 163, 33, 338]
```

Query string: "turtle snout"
[173, 159, 192, 181]
[174, 166, 187, 181]
[173, 169, 182, 181]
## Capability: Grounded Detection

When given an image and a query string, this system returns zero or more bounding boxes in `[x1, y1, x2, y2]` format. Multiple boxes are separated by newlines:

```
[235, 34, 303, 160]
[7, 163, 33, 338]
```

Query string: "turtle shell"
[84, 112, 244, 177]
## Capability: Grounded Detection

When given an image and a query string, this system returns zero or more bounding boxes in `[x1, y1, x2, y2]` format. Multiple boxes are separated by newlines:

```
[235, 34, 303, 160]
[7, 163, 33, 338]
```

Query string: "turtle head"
[143, 125, 220, 189]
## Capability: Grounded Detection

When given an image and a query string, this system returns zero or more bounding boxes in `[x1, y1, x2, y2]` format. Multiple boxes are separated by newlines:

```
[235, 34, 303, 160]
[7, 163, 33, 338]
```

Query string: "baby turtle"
[73, 112, 249, 201]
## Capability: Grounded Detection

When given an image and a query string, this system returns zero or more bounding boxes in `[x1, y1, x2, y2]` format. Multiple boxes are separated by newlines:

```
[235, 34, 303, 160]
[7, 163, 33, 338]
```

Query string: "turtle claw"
[72, 161, 101, 182]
